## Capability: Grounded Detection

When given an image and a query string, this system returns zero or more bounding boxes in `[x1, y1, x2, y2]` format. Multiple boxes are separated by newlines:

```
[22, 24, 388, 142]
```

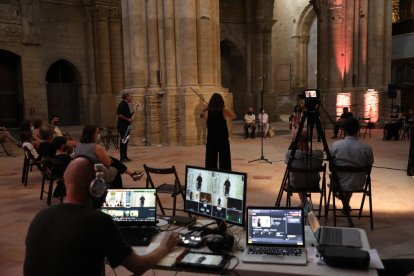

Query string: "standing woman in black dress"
[201, 93, 236, 170]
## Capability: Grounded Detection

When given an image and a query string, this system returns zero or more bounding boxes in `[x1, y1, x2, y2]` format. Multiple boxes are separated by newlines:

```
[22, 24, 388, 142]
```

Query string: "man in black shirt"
[24, 157, 181, 276]
[117, 92, 134, 162]
[332, 107, 354, 138]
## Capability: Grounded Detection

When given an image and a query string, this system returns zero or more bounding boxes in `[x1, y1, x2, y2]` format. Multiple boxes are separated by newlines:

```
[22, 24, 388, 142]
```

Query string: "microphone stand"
[249, 88, 272, 164]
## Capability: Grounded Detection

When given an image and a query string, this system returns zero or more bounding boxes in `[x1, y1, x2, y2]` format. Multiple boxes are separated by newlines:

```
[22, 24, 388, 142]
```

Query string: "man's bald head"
[64, 157, 96, 203]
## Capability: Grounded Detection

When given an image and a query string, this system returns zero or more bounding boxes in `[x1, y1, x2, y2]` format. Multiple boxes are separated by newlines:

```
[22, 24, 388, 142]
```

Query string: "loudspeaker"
[388, 84, 397, 99]
[207, 233, 234, 253]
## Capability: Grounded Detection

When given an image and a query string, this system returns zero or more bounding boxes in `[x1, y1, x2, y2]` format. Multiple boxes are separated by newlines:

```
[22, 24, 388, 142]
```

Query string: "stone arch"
[220, 39, 246, 118]
[0, 49, 23, 127]
[294, 4, 317, 91]
[45, 59, 81, 125]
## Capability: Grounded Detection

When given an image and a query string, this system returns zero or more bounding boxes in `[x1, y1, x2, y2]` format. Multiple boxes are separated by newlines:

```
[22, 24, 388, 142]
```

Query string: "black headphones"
[89, 163, 108, 198]
[206, 232, 235, 253]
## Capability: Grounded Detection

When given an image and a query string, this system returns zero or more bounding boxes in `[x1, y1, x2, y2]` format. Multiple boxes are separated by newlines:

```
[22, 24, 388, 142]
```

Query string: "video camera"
[298, 89, 321, 110]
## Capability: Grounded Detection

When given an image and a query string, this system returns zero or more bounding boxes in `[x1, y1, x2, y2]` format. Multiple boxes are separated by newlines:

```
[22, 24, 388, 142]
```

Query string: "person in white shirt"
[244, 107, 256, 139]
[257, 108, 269, 138]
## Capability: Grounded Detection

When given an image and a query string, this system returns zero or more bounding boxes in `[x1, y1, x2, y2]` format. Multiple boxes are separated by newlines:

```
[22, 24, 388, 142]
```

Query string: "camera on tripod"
[299, 89, 321, 110]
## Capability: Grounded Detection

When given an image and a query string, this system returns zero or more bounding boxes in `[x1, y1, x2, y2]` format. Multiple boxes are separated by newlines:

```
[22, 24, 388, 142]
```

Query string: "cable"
[221, 255, 240, 276]
[372, 165, 407, 171]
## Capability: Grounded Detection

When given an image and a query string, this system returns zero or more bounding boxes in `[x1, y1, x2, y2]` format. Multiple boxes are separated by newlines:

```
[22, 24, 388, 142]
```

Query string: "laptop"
[241, 207, 307, 265]
[100, 188, 158, 246]
[307, 210, 362, 248]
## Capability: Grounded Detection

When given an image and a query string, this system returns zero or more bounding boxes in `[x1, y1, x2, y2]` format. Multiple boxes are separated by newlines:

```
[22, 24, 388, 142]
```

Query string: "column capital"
[256, 19, 276, 33]
[93, 6, 109, 22]
[311, 0, 344, 14]
[109, 7, 121, 22]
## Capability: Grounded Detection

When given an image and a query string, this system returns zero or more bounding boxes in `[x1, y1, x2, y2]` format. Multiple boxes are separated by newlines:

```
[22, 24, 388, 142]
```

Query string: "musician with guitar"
[117, 92, 136, 162]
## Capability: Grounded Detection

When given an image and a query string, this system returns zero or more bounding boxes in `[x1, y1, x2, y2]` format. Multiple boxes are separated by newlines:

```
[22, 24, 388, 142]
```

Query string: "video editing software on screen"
[100, 189, 156, 223]
[185, 166, 246, 225]
[247, 208, 304, 246]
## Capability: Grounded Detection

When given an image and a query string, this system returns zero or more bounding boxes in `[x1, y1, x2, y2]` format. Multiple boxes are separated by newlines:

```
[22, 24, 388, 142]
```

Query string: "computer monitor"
[100, 188, 157, 226]
[184, 165, 247, 227]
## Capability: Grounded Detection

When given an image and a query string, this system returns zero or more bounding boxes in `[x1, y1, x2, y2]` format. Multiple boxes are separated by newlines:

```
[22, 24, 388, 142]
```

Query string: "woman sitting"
[74, 125, 143, 188]
[384, 105, 403, 140]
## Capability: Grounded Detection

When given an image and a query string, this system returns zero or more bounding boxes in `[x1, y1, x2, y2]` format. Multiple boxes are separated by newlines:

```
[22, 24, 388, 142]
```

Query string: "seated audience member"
[74, 125, 143, 188]
[244, 107, 256, 139]
[21, 132, 41, 162]
[24, 157, 181, 276]
[37, 128, 56, 160]
[31, 119, 44, 148]
[285, 131, 324, 207]
[257, 108, 270, 138]
[330, 118, 374, 213]
[0, 126, 21, 155]
[384, 105, 404, 140]
[403, 108, 414, 135]
[49, 115, 77, 152]
[51, 136, 72, 197]
[0, 126, 21, 146]
[332, 107, 353, 139]
[289, 105, 303, 139]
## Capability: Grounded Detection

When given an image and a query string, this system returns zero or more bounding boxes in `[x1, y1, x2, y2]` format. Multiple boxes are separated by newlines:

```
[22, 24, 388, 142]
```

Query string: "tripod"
[249, 90, 272, 164]
[276, 105, 353, 220]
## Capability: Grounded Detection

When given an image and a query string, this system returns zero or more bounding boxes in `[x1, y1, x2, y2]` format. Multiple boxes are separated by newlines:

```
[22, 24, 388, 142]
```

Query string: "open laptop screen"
[246, 207, 305, 247]
[100, 188, 157, 226]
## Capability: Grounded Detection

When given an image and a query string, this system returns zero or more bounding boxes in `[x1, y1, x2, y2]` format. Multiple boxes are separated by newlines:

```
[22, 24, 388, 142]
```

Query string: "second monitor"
[184, 165, 247, 227]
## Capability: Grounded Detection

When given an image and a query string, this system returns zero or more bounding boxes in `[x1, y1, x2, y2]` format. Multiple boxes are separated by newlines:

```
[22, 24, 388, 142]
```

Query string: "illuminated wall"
[336, 93, 351, 116]
[364, 89, 379, 123]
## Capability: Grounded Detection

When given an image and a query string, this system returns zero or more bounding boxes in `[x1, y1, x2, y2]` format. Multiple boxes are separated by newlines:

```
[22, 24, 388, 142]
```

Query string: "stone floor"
[0, 121, 413, 275]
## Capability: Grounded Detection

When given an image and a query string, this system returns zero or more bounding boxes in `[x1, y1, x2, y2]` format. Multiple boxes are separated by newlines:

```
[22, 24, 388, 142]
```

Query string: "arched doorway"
[220, 40, 246, 118]
[0, 49, 23, 127]
[46, 60, 80, 125]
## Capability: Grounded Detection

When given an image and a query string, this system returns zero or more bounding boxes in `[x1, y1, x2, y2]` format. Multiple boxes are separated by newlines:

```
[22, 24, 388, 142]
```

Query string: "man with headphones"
[24, 157, 181, 276]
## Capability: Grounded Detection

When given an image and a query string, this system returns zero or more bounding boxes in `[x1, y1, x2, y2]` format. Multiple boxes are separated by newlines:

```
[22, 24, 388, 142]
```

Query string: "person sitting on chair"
[24, 157, 181, 276]
[285, 131, 324, 207]
[332, 107, 354, 139]
[244, 107, 256, 139]
[257, 108, 270, 138]
[74, 125, 143, 188]
[289, 105, 303, 140]
[330, 118, 374, 213]
[384, 105, 404, 141]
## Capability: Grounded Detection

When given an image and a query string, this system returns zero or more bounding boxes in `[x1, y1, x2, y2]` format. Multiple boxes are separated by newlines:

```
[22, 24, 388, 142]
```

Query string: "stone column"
[197, 0, 214, 85]
[163, 0, 178, 87]
[94, 5, 115, 126]
[175, 0, 198, 86]
[109, 7, 124, 95]
[147, 0, 160, 88]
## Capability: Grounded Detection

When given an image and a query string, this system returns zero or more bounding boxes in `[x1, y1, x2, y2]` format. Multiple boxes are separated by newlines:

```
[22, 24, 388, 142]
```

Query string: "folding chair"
[143, 164, 185, 217]
[358, 117, 372, 138]
[326, 165, 374, 230]
[40, 158, 65, 205]
[282, 164, 327, 218]
[1, 141, 11, 156]
[107, 127, 119, 150]
[22, 146, 42, 187]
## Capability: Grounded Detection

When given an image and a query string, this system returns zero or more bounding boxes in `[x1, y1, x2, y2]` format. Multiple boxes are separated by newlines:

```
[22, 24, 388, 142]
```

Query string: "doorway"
[0, 49, 23, 127]
[46, 60, 80, 126]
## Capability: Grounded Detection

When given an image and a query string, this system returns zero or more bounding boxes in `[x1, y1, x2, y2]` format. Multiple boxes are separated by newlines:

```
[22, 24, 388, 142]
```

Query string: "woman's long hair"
[207, 93, 224, 113]
[80, 125, 99, 143]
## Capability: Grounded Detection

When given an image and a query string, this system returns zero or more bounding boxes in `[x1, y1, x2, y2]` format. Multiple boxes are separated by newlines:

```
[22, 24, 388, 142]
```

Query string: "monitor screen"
[184, 165, 247, 226]
[100, 188, 157, 226]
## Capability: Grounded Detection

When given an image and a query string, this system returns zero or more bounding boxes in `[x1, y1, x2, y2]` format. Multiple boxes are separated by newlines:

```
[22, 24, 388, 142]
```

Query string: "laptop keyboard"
[321, 228, 342, 244]
[247, 246, 303, 256]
